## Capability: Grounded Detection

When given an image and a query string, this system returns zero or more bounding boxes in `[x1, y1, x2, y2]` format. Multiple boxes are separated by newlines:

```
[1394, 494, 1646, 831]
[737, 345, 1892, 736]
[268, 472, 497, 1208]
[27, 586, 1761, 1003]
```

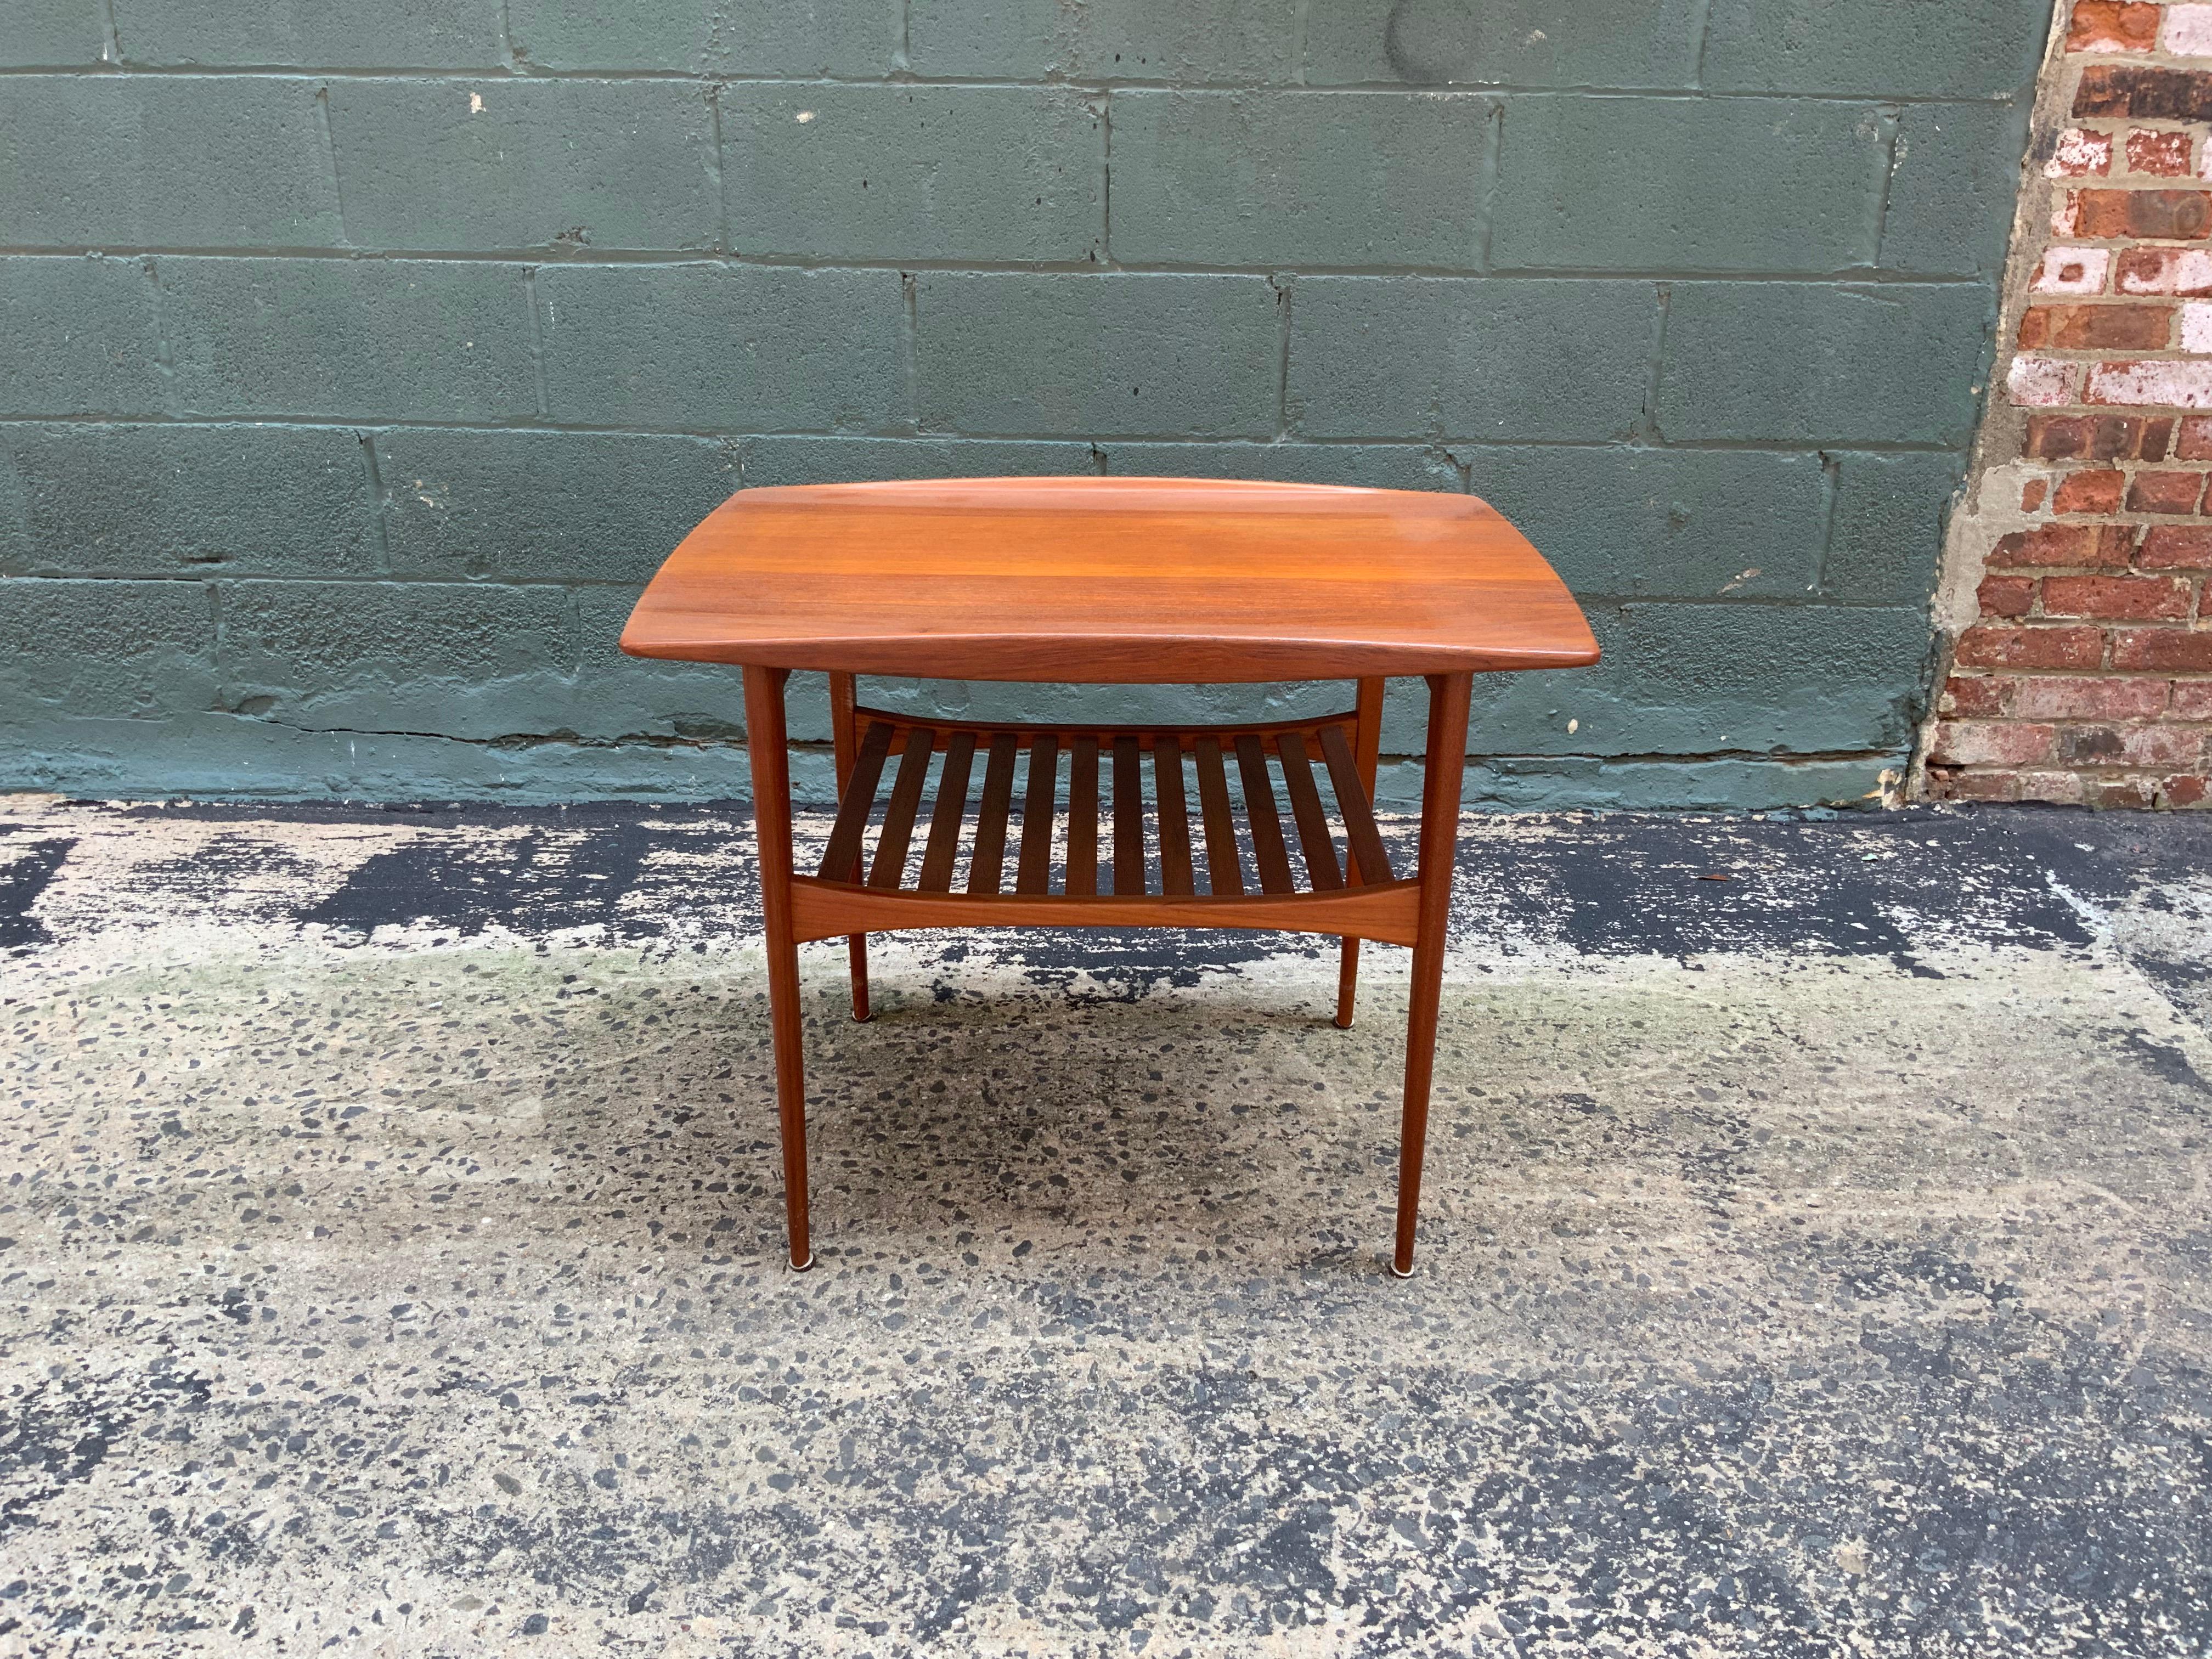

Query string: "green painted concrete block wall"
[0, 0, 2053, 809]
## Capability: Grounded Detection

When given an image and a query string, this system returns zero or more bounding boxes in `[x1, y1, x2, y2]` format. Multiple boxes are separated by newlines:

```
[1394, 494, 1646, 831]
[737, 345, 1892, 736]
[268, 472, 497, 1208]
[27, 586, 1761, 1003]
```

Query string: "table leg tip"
[789, 1253, 815, 1273]
[1390, 1260, 1414, 1278]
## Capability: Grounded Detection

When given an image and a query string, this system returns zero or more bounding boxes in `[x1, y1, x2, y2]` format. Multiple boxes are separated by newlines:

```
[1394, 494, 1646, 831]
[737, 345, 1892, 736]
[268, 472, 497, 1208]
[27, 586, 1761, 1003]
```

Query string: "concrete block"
[1881, 102, 2035, 278]
[1304, 0, 1701, 87]
[112, 0, 505, 67]
[739, 437, 1094, 487]
[506, 0, 898, 75]
[1288, 277, 1656, 442]
[327, 80, 717, 254]
[1656, 282, 1993, 445]
[0, 423, 381, 576]
[1458, 445, 1828, 599]
[0, 77, 341, 249]
[378, 428, 737, 583]
[1100, 442, 1460, 490]
[1109, 91, 1489, 268]
[0, 256, 164, 417]
[1, 1, 106, 66]
[1702, 0, 2047, 98]
[219, 579, 574, 740]
[1452, 753, 1904, 812]
[538, 264, 902, 432]
[0, 577, 215, 719]
[1491, 97, 1886, 272]
[914, 272, 1279, 437]
[909, 0, 1296, 81]
[720, 85, 1102, 262]
[572, 585, 750, 742]
[162, 257, 539, 422]
[1825, 451, 1966, 605]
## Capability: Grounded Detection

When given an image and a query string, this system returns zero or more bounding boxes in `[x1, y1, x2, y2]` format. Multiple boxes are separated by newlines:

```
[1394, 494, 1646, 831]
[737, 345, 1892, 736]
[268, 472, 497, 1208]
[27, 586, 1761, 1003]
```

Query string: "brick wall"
[1928, 0, 2212, 806]
[0, 1, 2049, 809]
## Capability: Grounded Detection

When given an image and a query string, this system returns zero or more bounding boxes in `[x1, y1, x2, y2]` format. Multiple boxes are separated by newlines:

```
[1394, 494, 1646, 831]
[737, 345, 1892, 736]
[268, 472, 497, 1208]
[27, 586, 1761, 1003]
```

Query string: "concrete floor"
[1, 797, 2209, 1657]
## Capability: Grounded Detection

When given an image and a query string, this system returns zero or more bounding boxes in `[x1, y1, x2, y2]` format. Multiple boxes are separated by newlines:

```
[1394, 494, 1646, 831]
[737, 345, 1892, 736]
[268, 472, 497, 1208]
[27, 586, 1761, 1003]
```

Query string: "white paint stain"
[795, 110, 815, 123]
[1566, 719, 1578, 735]
[469, 92, 485, 114]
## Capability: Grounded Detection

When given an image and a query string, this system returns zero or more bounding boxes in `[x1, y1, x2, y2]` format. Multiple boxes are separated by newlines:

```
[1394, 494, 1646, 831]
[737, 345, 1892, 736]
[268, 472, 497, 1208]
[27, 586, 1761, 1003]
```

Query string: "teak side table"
[622, 478, 1599, 1276]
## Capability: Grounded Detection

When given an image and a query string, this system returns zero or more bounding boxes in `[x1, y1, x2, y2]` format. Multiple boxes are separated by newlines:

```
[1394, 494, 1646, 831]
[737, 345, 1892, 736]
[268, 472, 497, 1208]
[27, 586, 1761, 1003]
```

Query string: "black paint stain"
[0, 835, 71, 950]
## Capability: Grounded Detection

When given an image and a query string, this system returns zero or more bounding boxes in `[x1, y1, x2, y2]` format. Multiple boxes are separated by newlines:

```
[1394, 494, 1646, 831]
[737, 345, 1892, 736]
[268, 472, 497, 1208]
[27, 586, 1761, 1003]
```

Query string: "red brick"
[2127, 128, 2195, 175]
[2071, 1, 2162, 52]
[2174, 681, 2212, 717]
[2085, 776, 2160, 808]
[1990, 525, 2114, 567]
[2008, 675, 2170, 719]
[2042, 574, 2193, 618]
[2076, 66, 2212, 122]
[2018, 302, 2174, 349]
[2129, 469, 2209, 512]
[1940, 675, 2011, 718]
[1930, 722, 2057, 766]
[1977, 574, 2037, 617]
[2115, 245, 2212, 294]
[2113, 628, 2212, 668]
[2022, 477, 2049, 511]
[2069, 188, 2212, 238]
[2164, 773, 2210, 806]
[1955, 624, 2108, 669]
[2025, 413, 2174, 460]
[2182, 416, 2212, 459]
[2139, 525, 2212, 565]
[2057, 723, 2207, 766]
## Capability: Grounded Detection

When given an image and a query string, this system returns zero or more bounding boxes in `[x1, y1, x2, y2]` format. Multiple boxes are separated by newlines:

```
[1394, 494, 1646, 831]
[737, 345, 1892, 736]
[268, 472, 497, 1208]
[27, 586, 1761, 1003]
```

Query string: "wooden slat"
[1066, 734, 1100, 898]
[1192, 735, 1243, 898]
[1234, 733, 1296, 895]
[1153, 736, 1194, 897]
[819, 719, 894, 882]
[868, 725, 935, 889]
[1274, 730, 1342, 890]
[1111, 734, 1146, 895]
[1016, 735, 1059, 895]
[1318, 722, 1395, 886]
[966, 732, 1018, 896]
[917, 730, 976, 893]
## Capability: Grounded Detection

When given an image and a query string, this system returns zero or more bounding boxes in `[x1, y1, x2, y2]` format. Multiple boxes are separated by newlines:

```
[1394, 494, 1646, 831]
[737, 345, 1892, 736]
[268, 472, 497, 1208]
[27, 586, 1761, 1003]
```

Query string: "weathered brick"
[2008, 356, 2079, 405]
[2033, 246, 2112, 292]
[2160, 772, 2209, 806]
[1104, 443, 1458, 491]
[112, 0, 505, 67]
[1493, 96, 1884, 273]
[507, 0, 897, 74]
[2047, 129, 2115, 178]
[162, 257, 538, 422]
[0, 256, 163, 417]
[1954, 624, 2106, 668]
[2066, 188, 2212, 238]
[910, 0, 1295, 82]
[1703, 0, 2044, 98]
[2086, 358, 2212, 406]
[2128, 470, 2207, 512]
[2061, 723, 2208, 766]
[2022, 476, 2050, 511]
[2075, 65, 2212, 122]
[1290, 277, 1656, 442]
[378, 429, 737, 583]
[719, 86, 1102, 262]
[2018, 303, 2171, 349]
[2083, 775, 2160, 808]
[2024, 412, 2173, 460]
[2182, 300, 2212, 351]
[2052, 469, 2125, 513]
[2008, 675, 2169, 719]
[0, 424, 379, 575]
[0, 78, 340, 250]
[1656, 283, 1989, 444]
[1942, 675, 2011, 717]
[2042, 574, 2192, 618]
[2125, 129, 2193, 176]
[0, 577, 216, 718]
[916, 272, 1279, 438]
[0, 0, 103, 65]
[2173, 680, 2212, 716]
[2180, 415, 2212, 456]
[1113, 91, 1488, 268]
[1459, 447, 1826, 599]
[1884, 103, 2033, 276]
[2171, 4, 2212, 56]
[1988, 523, 2137, 566]
[2070, 2, 2161, 53]
[2141, 525, 2212, 565]
[328, 80, 717, 253]
[2115, 246, 2212, 292]
[2112, 627, 2212, 668]
[538, 264, 904, 431]
[219, 579, 573, 740]
[1303, 0, 1698, 87]
[1929, 721, 2056, 766]
[1978, 575, 2036, 616]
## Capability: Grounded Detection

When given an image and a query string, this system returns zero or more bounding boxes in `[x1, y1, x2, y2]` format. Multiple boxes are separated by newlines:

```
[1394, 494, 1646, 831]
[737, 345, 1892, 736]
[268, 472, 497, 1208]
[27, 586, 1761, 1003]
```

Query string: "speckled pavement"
[2, 798, 2209, 1657]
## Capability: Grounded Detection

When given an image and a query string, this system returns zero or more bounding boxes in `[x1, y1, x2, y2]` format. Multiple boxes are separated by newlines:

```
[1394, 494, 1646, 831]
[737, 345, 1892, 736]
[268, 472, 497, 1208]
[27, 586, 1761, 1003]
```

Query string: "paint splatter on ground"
[1, 798, 2209, 1656]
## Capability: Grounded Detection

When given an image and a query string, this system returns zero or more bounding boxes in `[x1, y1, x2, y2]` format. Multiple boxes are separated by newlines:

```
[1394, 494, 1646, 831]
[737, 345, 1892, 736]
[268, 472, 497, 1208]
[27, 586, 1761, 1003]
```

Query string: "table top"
[620, 477, 1599, 683]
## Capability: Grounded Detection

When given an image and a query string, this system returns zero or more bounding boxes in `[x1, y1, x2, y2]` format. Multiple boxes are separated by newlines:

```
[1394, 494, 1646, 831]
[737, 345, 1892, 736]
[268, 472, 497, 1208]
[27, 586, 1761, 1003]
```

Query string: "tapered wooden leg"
[1395, 672, 1471, 1278]
[745, 665, 812, 1271]
[1335, 676, 1388, 1029]
[828, 671, 870, 1022]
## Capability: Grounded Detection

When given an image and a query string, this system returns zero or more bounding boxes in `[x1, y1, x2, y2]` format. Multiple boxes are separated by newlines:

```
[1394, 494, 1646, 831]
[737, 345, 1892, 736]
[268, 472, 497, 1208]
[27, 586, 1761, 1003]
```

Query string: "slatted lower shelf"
[815, 708, 1400, 907]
